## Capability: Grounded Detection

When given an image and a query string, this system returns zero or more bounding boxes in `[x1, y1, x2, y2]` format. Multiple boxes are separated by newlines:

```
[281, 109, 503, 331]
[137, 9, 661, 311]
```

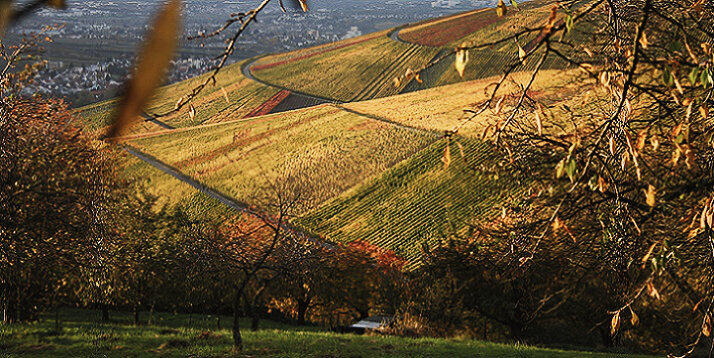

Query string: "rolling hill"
[78, 0, 581, 266]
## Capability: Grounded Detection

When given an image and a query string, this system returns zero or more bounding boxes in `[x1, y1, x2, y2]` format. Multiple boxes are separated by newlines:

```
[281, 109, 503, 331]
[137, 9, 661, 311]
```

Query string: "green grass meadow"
[0, 309, 653, 357]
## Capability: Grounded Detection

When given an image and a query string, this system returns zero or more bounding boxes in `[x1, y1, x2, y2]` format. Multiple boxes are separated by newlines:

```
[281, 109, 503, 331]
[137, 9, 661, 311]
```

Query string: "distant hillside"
[79, 0, 579, 266]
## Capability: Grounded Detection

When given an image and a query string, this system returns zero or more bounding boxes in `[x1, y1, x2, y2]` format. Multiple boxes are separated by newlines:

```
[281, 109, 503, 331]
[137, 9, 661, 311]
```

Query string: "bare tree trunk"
[100, 303, 110, 322]
[251, 309, 260, 331]
[148, 302, 155, 326]
[232, 296, 243, 350]
[297, 297, 310, 326]
[133, 305, 140, 326]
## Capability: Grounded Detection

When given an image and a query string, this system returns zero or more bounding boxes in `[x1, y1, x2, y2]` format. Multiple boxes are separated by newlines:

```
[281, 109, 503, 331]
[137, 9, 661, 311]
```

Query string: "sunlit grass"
[0, 309, 653, 357]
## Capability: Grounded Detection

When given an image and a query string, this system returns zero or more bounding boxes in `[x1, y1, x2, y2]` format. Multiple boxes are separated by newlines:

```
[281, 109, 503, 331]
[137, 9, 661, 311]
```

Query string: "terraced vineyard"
[399, 8, 505, 47]
[299, 136, 520, 266]
[352, 69, 584, 136]
[74, 0, 580, 267]
[126, 105, 438, 213]
[74, 60, 280, 134]
[399, 0, 549, 47]
[252, 35, 439, 102]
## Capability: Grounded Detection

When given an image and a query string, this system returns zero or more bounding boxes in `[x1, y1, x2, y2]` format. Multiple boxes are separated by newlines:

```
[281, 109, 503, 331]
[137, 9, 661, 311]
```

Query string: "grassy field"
[0, 309, 652, 357]
[252, 35, 440, 102]
[126, 105, 438, 213]
[74, 60, 279, 134]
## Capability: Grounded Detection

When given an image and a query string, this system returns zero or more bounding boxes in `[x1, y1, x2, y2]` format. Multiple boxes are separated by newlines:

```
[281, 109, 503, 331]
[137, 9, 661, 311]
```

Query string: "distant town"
[6, 0, 487, 107]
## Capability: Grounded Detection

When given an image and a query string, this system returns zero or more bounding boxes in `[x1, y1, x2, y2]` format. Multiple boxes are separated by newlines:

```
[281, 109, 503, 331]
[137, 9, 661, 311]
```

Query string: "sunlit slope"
[252, 34, 440, 102]
[121, 153, 234, 220]
[299, 137, 520, 266]
[399, 0, 549, 47]
[126, 105, 437, 211]
[75, 60, 279, 133]
[349, 69, 585, 136]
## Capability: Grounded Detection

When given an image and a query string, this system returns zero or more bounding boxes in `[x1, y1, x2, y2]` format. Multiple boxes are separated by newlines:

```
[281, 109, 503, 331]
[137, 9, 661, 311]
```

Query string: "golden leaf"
[598, 176, 608, 193]
[188, 104, 196, 120]
[442, 142, 452, 169]
[673, 76, 684, 95]
[610, 311, 620, 336]
[629, 307, 639, 326]
[455, 48, 469, 78]
[641, 242, 657, 267]
[534, 106, 543, 136]
[646, 281, 661, 300]
[518, 42, 527, 65]
[600, 71, 610, 87]
[107, 0, 181, 142]
[635, 130, 647, 151]
[700, 204, 709, 229]
[701, 106, 710, 118]
[644, 184, 656, 207]
[494, 95, 505, 115]
[222, 87, 230, 104]
[704, 314, 712, 337]
[415, 73, 423, 84]
[672, 147, 682, 166]
[638, 31, 649, 49]
[496, 0, 507, 17]
[393, 77, 401, 88]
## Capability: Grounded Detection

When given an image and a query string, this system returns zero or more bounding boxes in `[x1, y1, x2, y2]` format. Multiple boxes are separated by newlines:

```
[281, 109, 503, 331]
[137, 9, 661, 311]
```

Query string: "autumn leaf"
[629, 306, 639, 326]
[598, 176, 608, 192]
[518, 42, 527, 65]
[639, 31, 649, 49]
[534, 105, 543, 135]
[222, 87, 230, 104]
[644, 184, 656, 207]
[703, 314, 711, 337]
[442, 141, 452, 169]
[455, 47, 469, 78]
[188, 104, 196, 121]
[496, 0, 507, 17]
[107, 0, 181, 142]
[610, 311, 620, 336]
[646, 281, 661, 300]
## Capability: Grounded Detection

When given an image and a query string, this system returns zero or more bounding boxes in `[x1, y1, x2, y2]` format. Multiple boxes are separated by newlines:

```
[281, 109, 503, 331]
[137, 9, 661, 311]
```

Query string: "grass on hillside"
[74, 60, 279, 134]
[348, 69, 589, 137]
[299, 136, 524, 266]
[0, 309, 652, 357]
[252, 35, 439, 102]
[126, 105, 438, 212]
